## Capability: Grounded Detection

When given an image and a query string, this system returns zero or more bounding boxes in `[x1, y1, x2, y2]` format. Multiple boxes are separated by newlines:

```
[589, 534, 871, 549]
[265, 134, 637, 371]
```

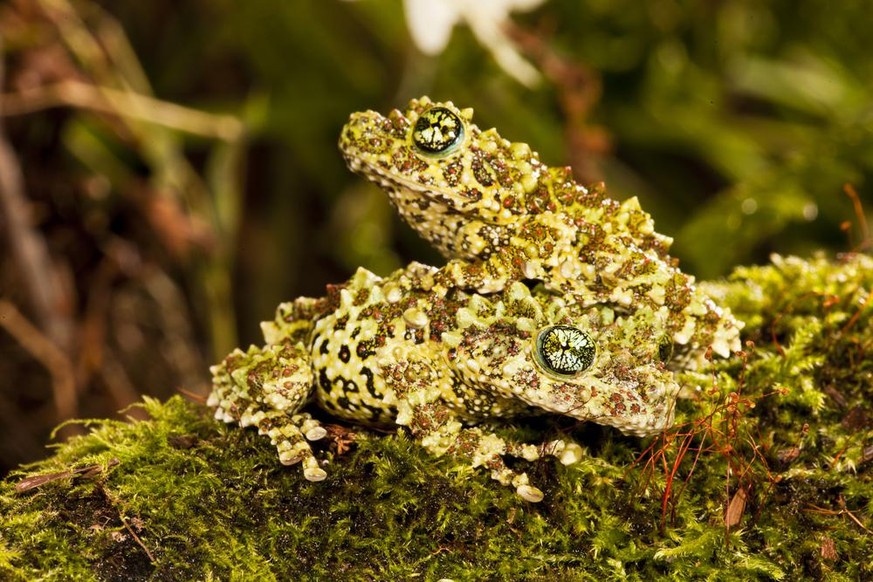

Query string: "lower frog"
[208, 263, 680, 502]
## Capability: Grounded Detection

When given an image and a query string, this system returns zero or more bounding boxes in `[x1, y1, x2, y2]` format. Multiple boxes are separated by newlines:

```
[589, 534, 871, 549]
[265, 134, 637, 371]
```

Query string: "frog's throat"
[516, 377, 676, 438]
[345, 153, 498, 218]
[346, 156, 508, 258]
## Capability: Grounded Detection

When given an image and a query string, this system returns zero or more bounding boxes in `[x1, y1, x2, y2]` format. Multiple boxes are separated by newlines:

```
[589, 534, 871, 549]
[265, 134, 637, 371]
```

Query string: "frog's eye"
[412, 107, 464, 156]
[658, 336, 674, 363]
[534, 325, 595, 377]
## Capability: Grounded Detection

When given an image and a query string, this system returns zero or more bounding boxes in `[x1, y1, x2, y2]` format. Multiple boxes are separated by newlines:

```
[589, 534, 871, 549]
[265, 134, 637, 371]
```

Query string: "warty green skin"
[208, 262, 680, 501]
[339, 97, 742, 363]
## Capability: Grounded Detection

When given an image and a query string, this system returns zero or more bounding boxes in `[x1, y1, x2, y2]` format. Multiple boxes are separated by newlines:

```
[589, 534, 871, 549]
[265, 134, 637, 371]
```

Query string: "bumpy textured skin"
[339, 97, 742, 361]
[209, 263, 680, 501]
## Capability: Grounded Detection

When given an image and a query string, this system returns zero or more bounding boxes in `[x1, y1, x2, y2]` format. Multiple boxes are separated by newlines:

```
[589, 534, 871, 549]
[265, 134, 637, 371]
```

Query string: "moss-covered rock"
[2, 253, 871, 580]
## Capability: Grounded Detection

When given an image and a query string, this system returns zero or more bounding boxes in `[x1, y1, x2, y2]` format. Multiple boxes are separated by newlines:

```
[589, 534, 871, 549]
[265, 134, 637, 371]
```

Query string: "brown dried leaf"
[725, 485, 748, 528]
[14, 458, 119, 493]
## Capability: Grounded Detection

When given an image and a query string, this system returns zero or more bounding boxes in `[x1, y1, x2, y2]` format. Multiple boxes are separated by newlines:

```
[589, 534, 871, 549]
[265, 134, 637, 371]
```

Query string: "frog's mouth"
[514, 362, 680, 438]
[533, 388, 677, 438]
[344, 153, 457, 209]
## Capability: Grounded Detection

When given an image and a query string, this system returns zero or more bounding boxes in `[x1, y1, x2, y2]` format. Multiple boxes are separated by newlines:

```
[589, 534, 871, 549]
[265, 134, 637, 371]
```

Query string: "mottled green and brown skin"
[209, 263, 680, 501]
[339, 97, 741, 361]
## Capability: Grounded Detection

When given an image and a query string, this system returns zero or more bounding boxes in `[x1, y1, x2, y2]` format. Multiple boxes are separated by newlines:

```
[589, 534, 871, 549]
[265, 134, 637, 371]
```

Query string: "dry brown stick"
[0, 299, 77, 422]
[119, 513, 155, 564]
[99, 483, 156, 564]
[0, 81, 243, 141]
[0, 37, 73, 352]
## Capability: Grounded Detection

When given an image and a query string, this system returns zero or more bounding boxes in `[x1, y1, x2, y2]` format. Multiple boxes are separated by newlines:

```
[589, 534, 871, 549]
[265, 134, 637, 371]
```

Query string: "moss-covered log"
[2, 253, 871, 580]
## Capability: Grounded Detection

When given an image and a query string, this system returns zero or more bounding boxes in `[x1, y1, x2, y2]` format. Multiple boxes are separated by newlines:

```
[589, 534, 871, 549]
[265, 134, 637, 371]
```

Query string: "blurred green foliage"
[64, 5, 849, 281]
[105, 0, 871, 328]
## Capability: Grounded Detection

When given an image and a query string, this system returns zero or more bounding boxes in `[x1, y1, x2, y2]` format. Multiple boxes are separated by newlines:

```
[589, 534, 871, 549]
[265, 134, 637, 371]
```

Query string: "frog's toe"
[507, 470, 544, 502]
[278, 443, 327, 482]
[557, 442, 584, 465]
[305, 426, 328, 441]
[516, 484, 544, 503]
[487, 456, 545, 501]
[275, 440, 313, 466]
[302, 454, 328, 481]
[265, 422, 313, 455]
[538, 439, 585, 465]
[295, 413, 328, 441]
[304, 466, 328, 482]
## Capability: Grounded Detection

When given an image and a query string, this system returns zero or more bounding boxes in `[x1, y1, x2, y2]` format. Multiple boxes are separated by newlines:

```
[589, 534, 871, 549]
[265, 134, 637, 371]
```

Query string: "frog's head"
[443, 282, 680, 437]
[340, 97, 575, 257]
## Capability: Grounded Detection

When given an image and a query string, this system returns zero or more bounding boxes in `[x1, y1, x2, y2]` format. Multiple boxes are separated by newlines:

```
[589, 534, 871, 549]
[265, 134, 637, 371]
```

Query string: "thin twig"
[805, 497, 872, 535]
[100, 484, 156, 563]
[0, 81, 243, 140]
[0, 36, 73, 351]
[840, 289, 872, 335]
[0, 300, 77, 422]
[843, 184, 870, 251]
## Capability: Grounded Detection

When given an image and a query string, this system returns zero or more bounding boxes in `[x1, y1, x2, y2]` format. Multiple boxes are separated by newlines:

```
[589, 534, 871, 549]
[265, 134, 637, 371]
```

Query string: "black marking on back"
[360, 367, 378, 399]
[318, 368, 331, 392]
[356, 340, 377, 360]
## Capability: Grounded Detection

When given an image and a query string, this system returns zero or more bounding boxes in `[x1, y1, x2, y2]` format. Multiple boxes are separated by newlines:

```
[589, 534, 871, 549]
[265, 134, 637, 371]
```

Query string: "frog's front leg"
[381, 357, 576, 502]
[400, 399, 546, 502]
[429, 226, 540, 295]
[431, 218, 567, 293]
[208, 341, 328, 482]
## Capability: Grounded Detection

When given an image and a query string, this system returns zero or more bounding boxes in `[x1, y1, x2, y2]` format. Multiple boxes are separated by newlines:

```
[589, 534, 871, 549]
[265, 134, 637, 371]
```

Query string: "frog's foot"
[386, 357, 562, 501]
[506, 438, 585, 467]
[455, 430, 548, 503]
[492, 438, 583, 502]
[209, 341, 323, 480]
[255, 411, 328, 482]
[487, 457, 544, 503]
[416, 420, 554, 503]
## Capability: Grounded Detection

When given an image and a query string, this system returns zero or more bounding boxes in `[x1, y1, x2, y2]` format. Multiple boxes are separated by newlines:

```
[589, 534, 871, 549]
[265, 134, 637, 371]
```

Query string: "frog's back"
[307, 265, 448, 426]
[308, 265, 533, 426]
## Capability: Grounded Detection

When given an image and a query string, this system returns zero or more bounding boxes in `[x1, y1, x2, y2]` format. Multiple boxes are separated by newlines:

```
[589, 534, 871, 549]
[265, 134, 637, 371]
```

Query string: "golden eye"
[534, 325, 595, 377]
[412, 107, 464, 155]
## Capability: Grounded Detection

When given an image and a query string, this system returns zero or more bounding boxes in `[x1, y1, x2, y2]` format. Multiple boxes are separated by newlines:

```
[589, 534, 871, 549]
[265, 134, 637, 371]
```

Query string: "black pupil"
[658, 339, 674, 362]
[413, 107, 462, 154]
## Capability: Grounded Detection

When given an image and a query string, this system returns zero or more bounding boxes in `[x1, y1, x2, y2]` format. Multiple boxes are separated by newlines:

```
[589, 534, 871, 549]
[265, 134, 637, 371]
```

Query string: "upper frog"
[209, 262, 679, 501]
[339, 97, 741, 361]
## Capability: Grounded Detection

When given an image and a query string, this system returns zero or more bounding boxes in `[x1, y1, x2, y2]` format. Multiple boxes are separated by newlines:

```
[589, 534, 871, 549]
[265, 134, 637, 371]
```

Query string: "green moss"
[2, 253, 871, 580]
